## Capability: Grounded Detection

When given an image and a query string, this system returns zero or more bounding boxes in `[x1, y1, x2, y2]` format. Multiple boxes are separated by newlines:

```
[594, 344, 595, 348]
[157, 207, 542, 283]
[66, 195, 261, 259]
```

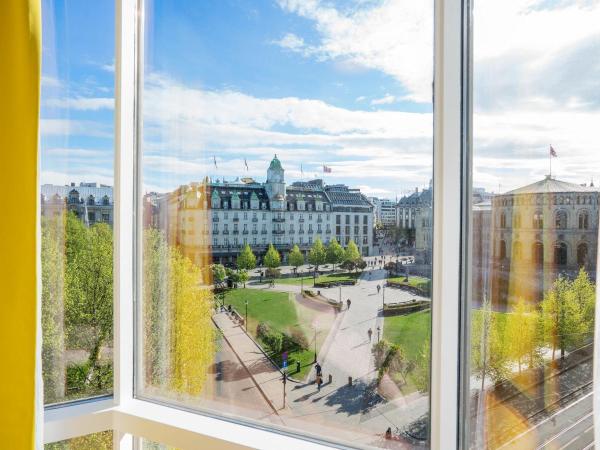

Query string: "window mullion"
[431, 0, 465, 448]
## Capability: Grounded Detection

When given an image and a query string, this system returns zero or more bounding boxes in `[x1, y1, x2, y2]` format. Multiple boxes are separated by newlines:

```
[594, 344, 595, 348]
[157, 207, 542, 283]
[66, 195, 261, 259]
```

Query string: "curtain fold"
[0, 0, 41, 447]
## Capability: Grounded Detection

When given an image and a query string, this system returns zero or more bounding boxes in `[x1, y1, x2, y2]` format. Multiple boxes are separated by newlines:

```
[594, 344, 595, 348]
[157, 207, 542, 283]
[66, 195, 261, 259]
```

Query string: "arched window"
[532, 242, 544, 265]
[554, 210, 567, 229]
[500, 212, 506, 228]
[513, 241, 522, 260]
[87, 195, 95, 206]
[577, 243, 589, 267]
[499, 240, 506, 259]
[533, 211, 543, 229]
[554, 242, 568, 265]
[513, 212, 521, 228]
[579, 211, 589, 229]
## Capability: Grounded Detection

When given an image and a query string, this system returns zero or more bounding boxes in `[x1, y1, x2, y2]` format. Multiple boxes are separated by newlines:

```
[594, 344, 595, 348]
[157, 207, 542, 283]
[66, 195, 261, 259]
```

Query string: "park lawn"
[223, 288, 316, 378]
[383, 310, 431, 363]
[387, 275, 430, 288]
[275, 272, 360, 286]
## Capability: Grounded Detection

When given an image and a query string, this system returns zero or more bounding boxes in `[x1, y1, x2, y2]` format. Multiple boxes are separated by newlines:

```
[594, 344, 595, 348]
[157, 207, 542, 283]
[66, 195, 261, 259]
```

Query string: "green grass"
[383, 310, 431, 362]
[274, 272, 360, 286]
[387, 275, 430, 288]
[223, 288, 316, 378]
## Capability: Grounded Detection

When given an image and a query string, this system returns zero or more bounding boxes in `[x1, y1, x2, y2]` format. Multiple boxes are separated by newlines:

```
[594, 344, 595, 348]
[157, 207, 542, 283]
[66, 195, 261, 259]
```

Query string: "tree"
[571, 268, 595, 337]
[211, 264, 227, 287]
[288, 244, 304, 274]
[308, 238, 326, 282]
[143, 229, 215, 396]
[41, 214, 66, 402]
[238, 269, 250, 288]
[413, 338, 430, 393]
[65, 213, 113, 388]
[237, 244, 257, 272]
[344, 239, 361, 265]
[540, 276, 586, 360]
[505, 298, 540, 372]
[326, 238, 345, 271]
[264, 244, 281, 271]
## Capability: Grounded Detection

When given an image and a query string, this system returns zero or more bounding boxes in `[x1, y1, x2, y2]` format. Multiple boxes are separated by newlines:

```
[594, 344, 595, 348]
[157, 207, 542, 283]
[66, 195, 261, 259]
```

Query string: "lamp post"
[382, 285, 385, 311]
[313, 326, 318, 363]
[245, 300, 248, 332]
[339, 285, 342, 304]
[377, 326, 381, 343]
[301, 275, 304, 294]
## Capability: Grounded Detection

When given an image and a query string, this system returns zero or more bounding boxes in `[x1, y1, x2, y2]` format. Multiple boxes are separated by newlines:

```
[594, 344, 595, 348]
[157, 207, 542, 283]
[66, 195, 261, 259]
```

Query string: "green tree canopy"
[237, 244, 257, 271]
[344, 239, 361, 264]
[540, 276, 586, 360]
[308, 238, 326, 271]
[288, 244, 304, 271]
[505, 298, 540, 372]
[326, 238, 345, 270]
[264, 244, 281, 269]
[211, 264, 226, 286]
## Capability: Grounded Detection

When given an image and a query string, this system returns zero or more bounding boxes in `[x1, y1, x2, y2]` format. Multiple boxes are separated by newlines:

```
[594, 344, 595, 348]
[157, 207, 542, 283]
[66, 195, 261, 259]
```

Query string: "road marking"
[536, 411, 593, 450]
[559, 425, 593, 450]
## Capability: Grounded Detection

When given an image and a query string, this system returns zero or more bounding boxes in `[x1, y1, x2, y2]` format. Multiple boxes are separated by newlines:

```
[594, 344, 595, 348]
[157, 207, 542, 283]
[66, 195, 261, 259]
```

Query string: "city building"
[41, 182, 114, 226]
[150, 155, 374, 265]
[369, 197, 397, 227]
[488, 176, 599, 307]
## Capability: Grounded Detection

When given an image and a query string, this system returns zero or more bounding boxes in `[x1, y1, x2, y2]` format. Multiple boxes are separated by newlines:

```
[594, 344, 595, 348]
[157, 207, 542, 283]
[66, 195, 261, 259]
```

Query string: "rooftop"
[503, 176, 599, 196]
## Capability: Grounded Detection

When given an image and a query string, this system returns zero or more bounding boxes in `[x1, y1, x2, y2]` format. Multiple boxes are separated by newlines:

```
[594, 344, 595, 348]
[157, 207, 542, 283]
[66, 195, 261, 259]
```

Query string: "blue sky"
[40, 0, 600, 197]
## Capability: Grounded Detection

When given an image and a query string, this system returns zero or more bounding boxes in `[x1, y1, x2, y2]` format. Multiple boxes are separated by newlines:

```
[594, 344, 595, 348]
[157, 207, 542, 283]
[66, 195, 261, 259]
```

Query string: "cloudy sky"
[40, 0, 600, 197]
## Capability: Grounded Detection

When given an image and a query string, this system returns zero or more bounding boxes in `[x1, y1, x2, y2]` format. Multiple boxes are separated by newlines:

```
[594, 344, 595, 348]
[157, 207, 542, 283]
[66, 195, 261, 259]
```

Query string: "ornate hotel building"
[489, 176, 599, 307]
[148, 155, 374, 265]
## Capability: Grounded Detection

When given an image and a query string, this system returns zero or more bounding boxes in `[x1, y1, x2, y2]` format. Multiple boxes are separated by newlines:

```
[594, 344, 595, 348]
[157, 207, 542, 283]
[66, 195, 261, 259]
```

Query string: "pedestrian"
[317, 374, 323, 391]
[346, 298, 351, 310]
[315, 362, 322, 377]
[368, 328, 373, 342]
[377, 284, 381, 294]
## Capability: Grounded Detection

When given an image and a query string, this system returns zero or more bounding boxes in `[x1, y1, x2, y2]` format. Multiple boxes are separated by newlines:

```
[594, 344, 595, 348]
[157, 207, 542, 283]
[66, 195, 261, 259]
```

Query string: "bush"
[256, 322, 271, 339]
[372, 340, 391, 368]
[282, 328, 309, 351]
[265, 268, 281, 279]
[66, 361, 113, 397]
[262, 330, 284, 353]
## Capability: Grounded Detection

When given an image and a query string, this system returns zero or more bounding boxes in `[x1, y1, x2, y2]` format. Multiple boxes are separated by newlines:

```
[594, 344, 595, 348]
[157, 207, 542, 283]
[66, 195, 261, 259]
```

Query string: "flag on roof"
[323, 165, 332, 173]
[213, 156, 218, 168]
[550, 145, 557, 157]
[244, 158, 248, 171]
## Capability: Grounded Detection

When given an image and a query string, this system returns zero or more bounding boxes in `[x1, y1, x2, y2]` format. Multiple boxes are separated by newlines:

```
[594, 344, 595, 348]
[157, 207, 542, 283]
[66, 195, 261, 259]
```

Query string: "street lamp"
[338, 284, 342, 304]
[382, 285, 385, 311]
[313, 326, 318, 363]
[245, 300, 248, 332]
[377, 326, 381, 343]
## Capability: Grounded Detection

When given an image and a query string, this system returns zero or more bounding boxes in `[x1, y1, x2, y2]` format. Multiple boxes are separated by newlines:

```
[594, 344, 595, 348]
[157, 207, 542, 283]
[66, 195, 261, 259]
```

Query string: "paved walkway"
[213, 312, 287, 417]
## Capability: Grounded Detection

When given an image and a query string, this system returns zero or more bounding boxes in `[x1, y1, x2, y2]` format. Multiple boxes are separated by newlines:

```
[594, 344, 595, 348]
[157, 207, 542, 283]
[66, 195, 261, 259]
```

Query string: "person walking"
[377, 284, 381, 294]
[315, 362, 322, 377]
[368, 328, 373, 342]
[346, 298, 351, 310]
[317, 374, 323, 391]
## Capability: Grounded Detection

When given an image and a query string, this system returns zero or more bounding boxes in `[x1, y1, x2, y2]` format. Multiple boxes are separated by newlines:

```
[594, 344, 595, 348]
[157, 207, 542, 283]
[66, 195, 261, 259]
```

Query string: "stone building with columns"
[489, 176, 598, 308]
[41, 182, 114, 226]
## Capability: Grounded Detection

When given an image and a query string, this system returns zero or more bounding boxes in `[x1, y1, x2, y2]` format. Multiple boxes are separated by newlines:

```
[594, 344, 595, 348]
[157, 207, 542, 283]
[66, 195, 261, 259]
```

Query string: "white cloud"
[371, 94, 396, 105]
[276, 0, 434, 103]
[40, 170, 114, 187]
[45, 97, 114, 111]
[272, 33, 308, 52]
[40, 119, 113, 138]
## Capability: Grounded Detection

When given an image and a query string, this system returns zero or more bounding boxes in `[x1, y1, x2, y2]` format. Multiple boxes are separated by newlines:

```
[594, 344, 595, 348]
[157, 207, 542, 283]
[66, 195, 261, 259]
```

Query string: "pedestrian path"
[212, 311, 287, 415]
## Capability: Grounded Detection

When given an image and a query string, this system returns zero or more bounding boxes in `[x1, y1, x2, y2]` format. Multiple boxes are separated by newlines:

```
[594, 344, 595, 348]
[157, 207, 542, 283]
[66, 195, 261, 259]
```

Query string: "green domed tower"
[266, 154, 286, 210]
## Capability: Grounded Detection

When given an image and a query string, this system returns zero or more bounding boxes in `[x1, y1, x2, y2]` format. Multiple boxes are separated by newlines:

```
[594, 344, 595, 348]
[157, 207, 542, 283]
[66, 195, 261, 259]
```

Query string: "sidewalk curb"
[212, 315, 281, 416]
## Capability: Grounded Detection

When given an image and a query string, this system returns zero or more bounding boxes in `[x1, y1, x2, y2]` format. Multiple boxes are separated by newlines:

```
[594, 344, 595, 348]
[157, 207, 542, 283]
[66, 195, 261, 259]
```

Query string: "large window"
[469, 0, 598, 447]
[136, 0, 433, 447]
[40, 0, 115, 405]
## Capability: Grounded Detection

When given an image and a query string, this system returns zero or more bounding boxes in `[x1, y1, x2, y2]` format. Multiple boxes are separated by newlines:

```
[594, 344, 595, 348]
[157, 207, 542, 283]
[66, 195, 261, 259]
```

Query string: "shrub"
[282, 328, 309, 351]
[262, 331, 283, 353]
[256, 322, 271, 339]
[265, 268, 281, 279]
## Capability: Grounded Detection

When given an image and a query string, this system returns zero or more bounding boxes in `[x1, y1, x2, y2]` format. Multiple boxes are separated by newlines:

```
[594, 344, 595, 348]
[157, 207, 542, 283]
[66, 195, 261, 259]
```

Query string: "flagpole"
[549, 149, 552, 178]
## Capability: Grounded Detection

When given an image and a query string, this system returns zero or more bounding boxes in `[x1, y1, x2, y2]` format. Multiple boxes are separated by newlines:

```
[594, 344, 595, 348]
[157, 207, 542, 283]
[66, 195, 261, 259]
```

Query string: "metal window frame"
[42, 0, 470, 448]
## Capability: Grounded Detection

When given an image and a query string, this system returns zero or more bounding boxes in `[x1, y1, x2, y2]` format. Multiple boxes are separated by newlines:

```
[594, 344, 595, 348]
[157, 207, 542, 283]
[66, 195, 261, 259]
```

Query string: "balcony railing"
[252, 230, 258, 234]
[298, 218, 305, 222]
[273, 230, 285, 235]
[233, 230, 239, 235]
[261, 230, 268, 234]
[326, 229, 332, 234]
[223, 230, 229, 235]
[242, 230, 249, 234]
[252, 218, 258, 222]
[213, 230, 219, 235]
[272, 217, 285, 223]
[233, 217, 239, 222]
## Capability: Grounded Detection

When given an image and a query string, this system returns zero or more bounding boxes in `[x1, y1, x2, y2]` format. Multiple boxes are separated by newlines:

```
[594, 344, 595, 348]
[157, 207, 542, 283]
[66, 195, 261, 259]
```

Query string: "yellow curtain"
[0, 0, 41, 447]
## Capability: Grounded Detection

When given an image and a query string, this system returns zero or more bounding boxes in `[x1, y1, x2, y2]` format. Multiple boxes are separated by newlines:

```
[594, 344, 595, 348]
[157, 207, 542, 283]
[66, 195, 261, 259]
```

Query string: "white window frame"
[42, 0, 469, 447]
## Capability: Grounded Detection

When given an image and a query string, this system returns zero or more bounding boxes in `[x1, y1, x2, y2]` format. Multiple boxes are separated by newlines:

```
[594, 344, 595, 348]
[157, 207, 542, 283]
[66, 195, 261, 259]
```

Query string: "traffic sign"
[282, 351, 288, 361]
[283, 360, 288, 369]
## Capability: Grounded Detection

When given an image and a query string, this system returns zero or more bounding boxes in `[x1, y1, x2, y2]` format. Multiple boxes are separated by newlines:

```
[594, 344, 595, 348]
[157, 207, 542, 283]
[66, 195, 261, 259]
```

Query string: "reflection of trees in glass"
[326, 238, 344, 270]
[505, 298, 539, 373]
[288, 244, 304, 273]
[344, 240, 361, 264]
[143, 229, 214, 396]
[41, 211, 114, 403]
[45, 430, 113, 449]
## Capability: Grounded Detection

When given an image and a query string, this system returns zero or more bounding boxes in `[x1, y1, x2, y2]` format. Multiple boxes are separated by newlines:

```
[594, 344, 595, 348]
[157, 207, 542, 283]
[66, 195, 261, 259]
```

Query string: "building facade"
[369, 197, 397, 227]
[489, 176, 599, 307]
[150, 156, 374, 265]
[41, 182, 114, 226]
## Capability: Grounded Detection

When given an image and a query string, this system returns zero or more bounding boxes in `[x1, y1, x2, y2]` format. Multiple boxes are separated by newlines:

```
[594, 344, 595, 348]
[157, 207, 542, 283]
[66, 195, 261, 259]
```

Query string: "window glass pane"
[137, 0, 433, 447]
[40, 0, 115, 404]
[469, 1, 598, 447]
[45, 431, 113, 450]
